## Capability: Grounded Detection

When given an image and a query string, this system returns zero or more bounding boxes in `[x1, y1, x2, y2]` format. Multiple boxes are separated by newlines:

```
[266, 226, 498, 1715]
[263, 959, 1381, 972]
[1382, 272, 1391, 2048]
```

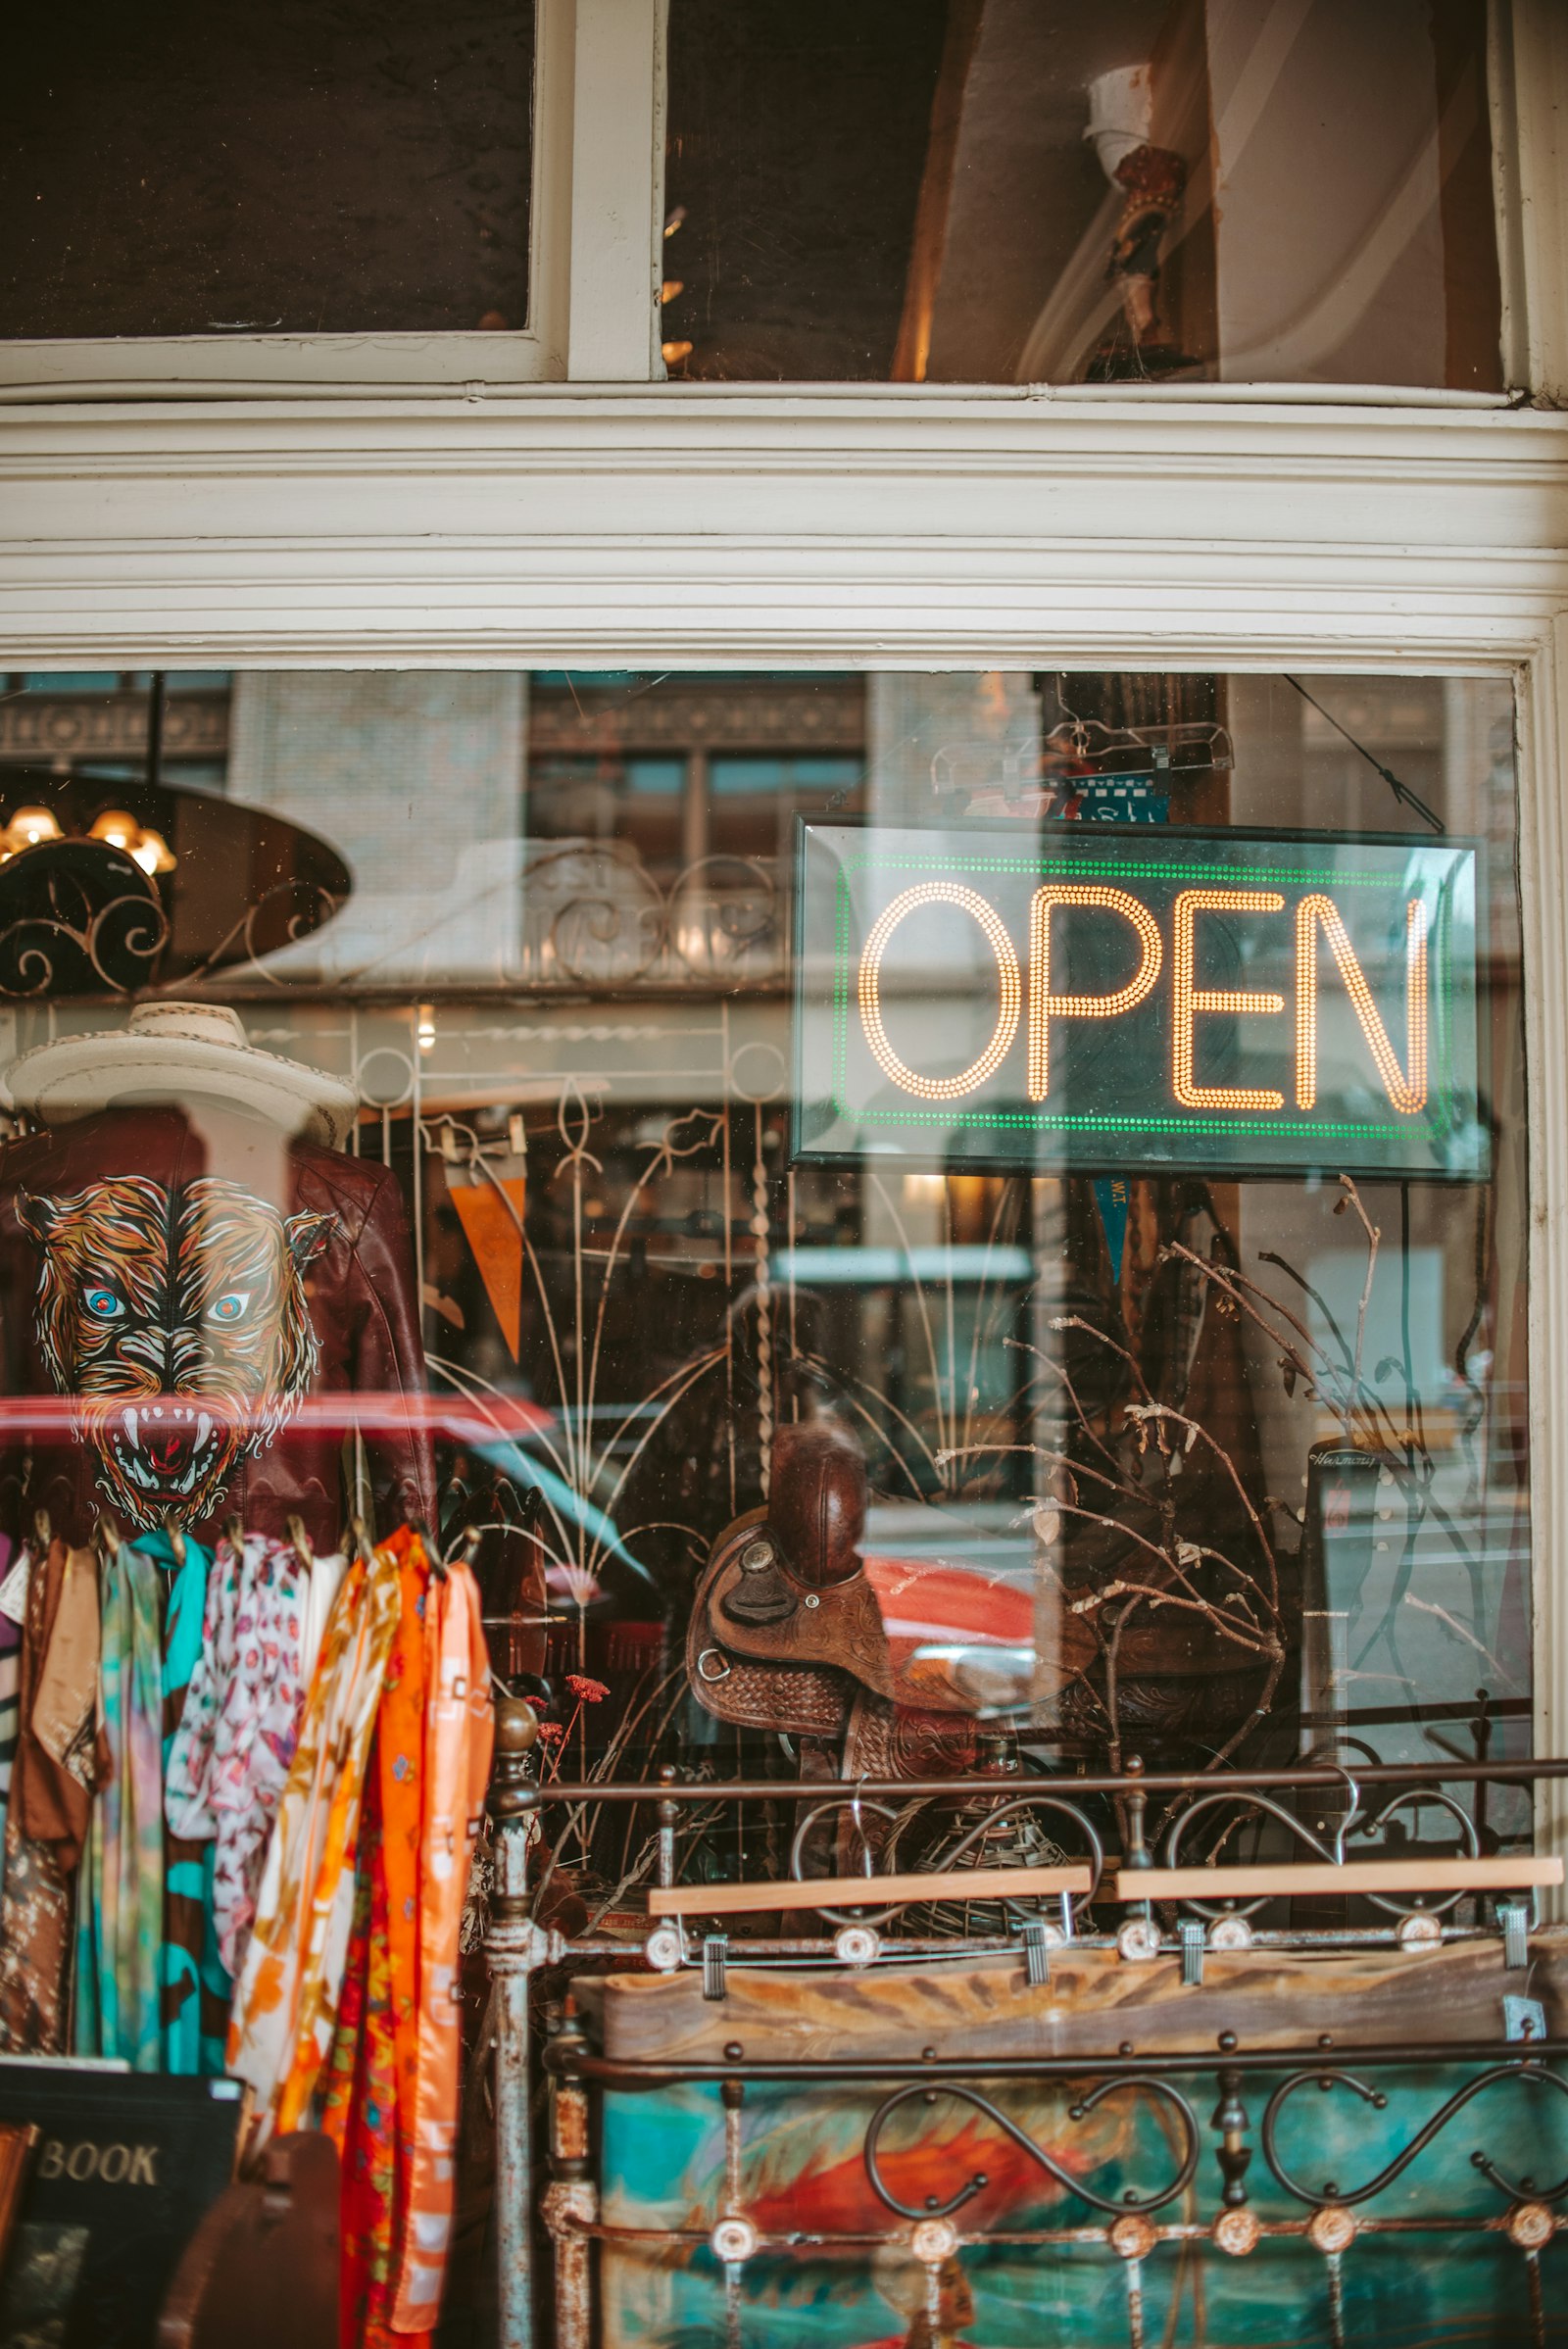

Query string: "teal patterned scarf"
[152, 1530, 230, 2075]
[75, 1533, 229, 2074]
[74, 1540, 164, 2070]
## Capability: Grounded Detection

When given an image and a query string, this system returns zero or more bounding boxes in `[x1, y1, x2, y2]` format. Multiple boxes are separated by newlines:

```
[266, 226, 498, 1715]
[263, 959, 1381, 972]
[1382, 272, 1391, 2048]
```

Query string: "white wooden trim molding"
[1521, 611, 1568, 1907]
[0, 392, 1562, 665]
[565, 0, 667, 381]
[1493, 0, 1568, 401]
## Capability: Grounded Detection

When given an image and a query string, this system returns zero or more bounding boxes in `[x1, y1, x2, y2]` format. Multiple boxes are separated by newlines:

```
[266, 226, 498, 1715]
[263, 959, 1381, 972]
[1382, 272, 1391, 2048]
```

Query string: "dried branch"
[1335, 1174, 1381, 1395]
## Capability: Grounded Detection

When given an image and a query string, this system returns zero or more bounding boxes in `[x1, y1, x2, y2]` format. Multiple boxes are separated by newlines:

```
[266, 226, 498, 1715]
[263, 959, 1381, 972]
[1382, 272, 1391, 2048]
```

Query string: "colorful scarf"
[165, 1534, 243, 1841]
[0, 1536, 22, 1871]
[153, 1529, 230, 2076]
[167, 1534, 310, 1977]
[395, 1555, 493, 2332]
[226, 1535, 401, 2144]
[0, 1540, 92, 2052]
[323, 1532, 494, 2341]
[30, 1544, 100, 1785]
[325, 1525, 431, 2342]
[75, 1539, 165, 2070]
[299, 1549, 348, 1687]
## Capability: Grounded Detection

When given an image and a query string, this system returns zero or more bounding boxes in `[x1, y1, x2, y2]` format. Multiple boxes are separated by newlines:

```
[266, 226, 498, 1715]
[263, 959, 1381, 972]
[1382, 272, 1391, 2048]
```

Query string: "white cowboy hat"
[1, 1001, 359, 1150]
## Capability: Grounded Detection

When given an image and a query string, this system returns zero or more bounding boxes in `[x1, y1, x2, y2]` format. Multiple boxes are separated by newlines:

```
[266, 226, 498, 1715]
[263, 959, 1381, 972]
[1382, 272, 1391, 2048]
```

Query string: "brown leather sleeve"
[348, 1163, 437, 1538]
[14, 1540, 90, 1871]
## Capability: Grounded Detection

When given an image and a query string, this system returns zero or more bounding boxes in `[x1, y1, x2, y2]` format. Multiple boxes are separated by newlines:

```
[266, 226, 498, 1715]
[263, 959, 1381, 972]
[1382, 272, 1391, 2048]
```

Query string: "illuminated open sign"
[792, 822, 1486, 1179]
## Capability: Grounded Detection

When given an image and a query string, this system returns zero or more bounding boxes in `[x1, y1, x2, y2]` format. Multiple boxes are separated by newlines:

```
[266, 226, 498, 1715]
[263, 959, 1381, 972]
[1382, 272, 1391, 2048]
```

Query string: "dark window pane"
[662, 0, 951, 380]
[663, 0, 1502, 389]
[0, 0, 533, 338]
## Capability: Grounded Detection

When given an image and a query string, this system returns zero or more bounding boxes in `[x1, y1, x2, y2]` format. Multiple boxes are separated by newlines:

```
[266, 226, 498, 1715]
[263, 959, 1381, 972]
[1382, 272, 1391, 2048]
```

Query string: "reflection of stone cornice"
[0, 690, 228, 763]
[529, 677, 861, 756]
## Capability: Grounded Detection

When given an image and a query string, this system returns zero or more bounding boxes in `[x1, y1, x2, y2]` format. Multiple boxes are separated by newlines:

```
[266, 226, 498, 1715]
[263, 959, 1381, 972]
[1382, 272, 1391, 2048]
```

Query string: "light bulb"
[130, 827, 174, 876]
[11, 807, 61, 848]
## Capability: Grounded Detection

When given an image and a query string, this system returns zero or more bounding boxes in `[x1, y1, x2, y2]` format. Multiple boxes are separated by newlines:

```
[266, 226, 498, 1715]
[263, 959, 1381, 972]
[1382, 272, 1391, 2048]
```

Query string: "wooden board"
[1112, 1856, 1563, 1900]
[647, 1864, 1092, 1919]
[582, 1930, 1568, 2066]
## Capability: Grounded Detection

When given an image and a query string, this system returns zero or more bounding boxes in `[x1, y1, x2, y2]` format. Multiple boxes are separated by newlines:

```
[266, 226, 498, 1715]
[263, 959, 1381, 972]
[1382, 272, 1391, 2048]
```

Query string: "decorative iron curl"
[788, 1797, 904, 1927]
[1161, 1778, 1481, 1923]
[538, 848, 664, 986]
[864, 2077, 1200, 2221]
[176, 879, 344, 988]
[786, 1790, 1105, 1930]
[0, 889, 171, 999]
[911, 1792, 1107, 1910]
[668, 855, 778, 979]
[880, 1792, 1107, 1941]
[1261, 2060, 1568, 2210]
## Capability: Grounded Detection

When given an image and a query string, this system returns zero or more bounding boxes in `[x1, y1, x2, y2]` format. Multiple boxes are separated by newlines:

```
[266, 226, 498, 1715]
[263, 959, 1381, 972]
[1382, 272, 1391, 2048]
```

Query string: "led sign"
[792, 822, 1485, 1179]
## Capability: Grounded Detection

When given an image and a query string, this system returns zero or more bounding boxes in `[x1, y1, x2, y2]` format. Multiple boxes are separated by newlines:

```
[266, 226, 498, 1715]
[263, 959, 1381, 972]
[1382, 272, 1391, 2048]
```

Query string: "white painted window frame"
[0, 1, 1565, 1864]
[0, 0, 669, 397]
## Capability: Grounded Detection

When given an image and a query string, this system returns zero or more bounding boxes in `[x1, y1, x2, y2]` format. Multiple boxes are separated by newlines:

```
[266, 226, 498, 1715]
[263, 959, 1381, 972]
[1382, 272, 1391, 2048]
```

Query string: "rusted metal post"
[487, 1694, 542, 2349]
[1116, 1755, 1161, 1963]
[542, 2001, 597, 2349]
[658, 1763, 678, 1888]
[1211, 2047, 1252, 2210]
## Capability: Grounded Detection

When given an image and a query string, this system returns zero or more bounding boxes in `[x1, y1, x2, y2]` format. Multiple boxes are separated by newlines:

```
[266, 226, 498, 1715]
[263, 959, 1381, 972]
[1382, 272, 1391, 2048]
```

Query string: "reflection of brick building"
[227, 672, 528, 986]
[0, 673, 228, 786]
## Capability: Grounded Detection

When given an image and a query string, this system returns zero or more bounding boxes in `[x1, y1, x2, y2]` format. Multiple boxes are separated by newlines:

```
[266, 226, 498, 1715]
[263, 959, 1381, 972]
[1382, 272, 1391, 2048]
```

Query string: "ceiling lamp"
[0, 807, 64, 861]
[87, 808, 176, 875]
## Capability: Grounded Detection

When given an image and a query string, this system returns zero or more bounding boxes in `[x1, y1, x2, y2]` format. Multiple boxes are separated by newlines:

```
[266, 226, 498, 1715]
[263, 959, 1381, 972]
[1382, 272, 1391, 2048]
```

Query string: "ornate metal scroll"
[863, 2078, 1200, 2221]
[1261, 2059, 1568, 2210]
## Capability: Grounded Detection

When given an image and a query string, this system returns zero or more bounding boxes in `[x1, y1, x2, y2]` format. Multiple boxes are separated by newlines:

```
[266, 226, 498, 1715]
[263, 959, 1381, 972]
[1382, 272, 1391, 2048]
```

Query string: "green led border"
[820, 840, 1473, 1158]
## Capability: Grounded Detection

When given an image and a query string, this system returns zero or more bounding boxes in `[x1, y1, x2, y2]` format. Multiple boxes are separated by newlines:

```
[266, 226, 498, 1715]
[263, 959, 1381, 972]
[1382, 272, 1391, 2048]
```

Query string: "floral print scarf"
[167, 1533, 311, 1978]
[322, 1530, 493, 2342]
[226, 1533, 402, 2144]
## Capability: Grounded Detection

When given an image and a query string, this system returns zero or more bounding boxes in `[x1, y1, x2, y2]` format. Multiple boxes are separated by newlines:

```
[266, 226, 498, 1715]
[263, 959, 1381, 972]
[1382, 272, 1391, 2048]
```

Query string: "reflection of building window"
[525, 675, 866, 879]
[527, 756, 688, 862]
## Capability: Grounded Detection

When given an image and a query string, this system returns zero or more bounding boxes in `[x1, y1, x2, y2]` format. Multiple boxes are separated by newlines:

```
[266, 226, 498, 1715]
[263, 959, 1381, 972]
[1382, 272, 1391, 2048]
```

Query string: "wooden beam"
[648, 1864, 1092, 1919]
[1111, 1857, 1563, 1901]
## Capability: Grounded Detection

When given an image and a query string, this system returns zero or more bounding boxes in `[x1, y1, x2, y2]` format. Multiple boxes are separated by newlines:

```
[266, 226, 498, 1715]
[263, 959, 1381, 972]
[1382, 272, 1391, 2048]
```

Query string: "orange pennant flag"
[449, 1178, 527, 1360]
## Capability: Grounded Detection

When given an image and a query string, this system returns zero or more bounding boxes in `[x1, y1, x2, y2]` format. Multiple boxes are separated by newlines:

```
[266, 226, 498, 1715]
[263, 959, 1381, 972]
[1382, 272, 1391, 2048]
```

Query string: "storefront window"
[0, 665, 1529, 1854]
[663, 0, 1504, 388]
[0, 2, 535, 338]
[2, 1, 1563, 2333]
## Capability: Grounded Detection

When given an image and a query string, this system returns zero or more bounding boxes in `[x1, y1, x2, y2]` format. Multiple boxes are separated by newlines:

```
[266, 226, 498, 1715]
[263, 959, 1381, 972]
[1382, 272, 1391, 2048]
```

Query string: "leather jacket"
[0, 1103, 434, 1551]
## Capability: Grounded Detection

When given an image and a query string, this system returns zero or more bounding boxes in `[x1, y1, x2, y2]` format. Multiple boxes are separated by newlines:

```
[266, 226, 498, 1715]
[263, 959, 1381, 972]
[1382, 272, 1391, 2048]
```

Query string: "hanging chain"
[752, 1104, 774, 1496]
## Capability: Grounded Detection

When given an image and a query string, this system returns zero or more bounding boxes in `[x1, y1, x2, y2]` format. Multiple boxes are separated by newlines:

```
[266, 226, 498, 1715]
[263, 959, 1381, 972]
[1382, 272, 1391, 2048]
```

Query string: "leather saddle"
[687, 1420, 894, 1737]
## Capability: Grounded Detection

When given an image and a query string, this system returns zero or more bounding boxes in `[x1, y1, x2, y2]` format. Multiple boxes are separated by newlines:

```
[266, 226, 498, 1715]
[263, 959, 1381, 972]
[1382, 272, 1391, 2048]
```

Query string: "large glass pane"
[662, 0, 1503, 388]
[0, 665, 1528, 1829]
[0, 660, 1544, 2346]
[0, 1, 534, 339]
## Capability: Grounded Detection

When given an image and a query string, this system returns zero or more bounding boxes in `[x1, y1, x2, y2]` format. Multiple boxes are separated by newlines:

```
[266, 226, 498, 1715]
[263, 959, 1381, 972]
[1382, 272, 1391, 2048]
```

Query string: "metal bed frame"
[483, 1722, 1568, 2349]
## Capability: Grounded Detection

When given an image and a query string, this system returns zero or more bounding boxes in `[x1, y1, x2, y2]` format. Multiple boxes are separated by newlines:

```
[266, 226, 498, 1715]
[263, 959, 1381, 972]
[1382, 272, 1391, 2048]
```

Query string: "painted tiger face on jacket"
[18, 1175, 335, 1529]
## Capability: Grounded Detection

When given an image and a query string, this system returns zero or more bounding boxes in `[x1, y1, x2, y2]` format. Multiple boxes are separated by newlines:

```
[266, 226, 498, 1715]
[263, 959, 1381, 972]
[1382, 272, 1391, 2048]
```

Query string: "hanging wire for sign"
[1284, 676, 1446, 834]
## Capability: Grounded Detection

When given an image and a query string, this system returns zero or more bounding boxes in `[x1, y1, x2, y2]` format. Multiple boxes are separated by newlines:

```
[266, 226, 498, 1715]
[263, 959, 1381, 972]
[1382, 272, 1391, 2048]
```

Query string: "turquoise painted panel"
[599, 2071, 1568, 2347]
